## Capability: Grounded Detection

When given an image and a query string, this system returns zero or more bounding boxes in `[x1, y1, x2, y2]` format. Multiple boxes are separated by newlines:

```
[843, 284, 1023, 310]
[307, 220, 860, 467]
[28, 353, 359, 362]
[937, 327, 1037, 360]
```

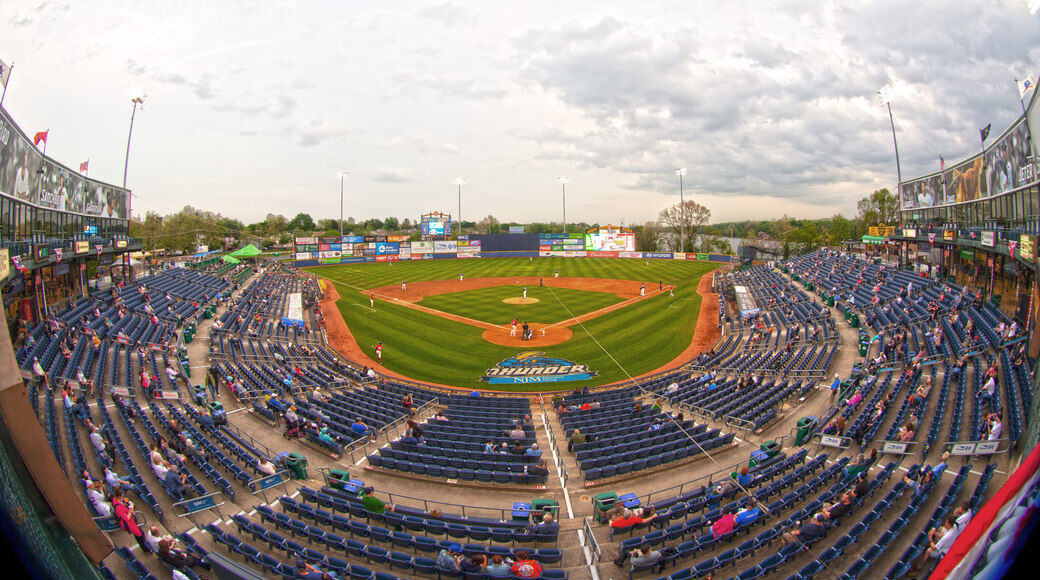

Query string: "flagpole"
[0, 62, 11, 109]
[1010, 77, 1035, 177]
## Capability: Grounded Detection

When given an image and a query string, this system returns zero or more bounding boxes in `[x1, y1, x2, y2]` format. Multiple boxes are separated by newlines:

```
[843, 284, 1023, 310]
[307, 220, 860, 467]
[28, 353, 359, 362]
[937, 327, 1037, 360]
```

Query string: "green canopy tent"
[229, 244, 262, 258]
[221, 255, 241, 264]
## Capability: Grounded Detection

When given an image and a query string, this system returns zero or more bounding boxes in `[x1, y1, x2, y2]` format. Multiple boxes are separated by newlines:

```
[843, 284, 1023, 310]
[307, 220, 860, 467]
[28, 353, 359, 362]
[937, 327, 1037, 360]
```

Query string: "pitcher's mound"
[503, 297, 539, 305]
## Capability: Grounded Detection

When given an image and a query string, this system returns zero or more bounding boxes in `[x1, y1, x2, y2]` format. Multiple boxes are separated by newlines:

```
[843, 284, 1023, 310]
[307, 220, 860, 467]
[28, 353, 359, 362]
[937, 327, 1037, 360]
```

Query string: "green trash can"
[827, 296, 835, 307]
[805, 282, 814, 291]
[792, 274, 800, 282]
[850, 313, 859, 328]
[592, 492, 619, 523]
[531, 499, 559, 519]
[859, 343, 868, 357]
[760, 440, 780, 458]
[327, 468, 351, 490]
[820, 291, 829, 302]
[203, 309, 212, 319]
[795, 416, 817, 446]
[286, 452, 308, 480]
[183, 331, 193, 344]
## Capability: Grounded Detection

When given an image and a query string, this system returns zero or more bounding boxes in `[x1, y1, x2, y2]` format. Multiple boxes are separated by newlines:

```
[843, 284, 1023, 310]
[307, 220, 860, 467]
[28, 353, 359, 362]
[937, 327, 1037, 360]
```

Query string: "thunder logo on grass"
[481, 352, 597, 384]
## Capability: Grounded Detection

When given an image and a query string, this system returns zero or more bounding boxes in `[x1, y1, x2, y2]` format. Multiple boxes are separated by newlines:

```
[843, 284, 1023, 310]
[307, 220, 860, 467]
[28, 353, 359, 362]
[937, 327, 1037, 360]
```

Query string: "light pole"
[122, 91, 146, 188]
[876, 84, 903, 204]
[675, 168, 687, 252]
[453, 177, 467, 238]
[337, 171, 349, 237]
[558, 176, 569, 233]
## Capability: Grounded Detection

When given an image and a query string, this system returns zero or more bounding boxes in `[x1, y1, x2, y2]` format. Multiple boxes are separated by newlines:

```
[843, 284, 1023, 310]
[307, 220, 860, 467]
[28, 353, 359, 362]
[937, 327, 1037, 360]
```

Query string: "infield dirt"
[318, 272, 721, 389]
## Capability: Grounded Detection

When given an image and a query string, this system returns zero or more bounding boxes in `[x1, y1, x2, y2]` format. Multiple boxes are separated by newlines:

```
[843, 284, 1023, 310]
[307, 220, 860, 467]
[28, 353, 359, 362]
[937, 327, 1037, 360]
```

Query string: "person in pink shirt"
[845, 389, 862, 408]
[712, 511, 736, 537]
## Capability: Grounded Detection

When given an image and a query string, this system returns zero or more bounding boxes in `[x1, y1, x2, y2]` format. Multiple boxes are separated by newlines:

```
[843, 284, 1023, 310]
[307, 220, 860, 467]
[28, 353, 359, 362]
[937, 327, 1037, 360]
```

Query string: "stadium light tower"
[675, 168, 687, 253]
[453, 177, 467, 238]
[337, 171, 349, 237]
[122, 89, 146, 188]
[876, 84, 903, 202]
[558, 176, 569, 233]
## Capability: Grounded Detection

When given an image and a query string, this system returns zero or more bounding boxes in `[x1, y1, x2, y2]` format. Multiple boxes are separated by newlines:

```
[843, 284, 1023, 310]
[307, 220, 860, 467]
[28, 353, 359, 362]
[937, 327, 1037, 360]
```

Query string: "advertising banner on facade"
[984, 117, 1036, 196]
[1020, 235, 1035, 262]
[981, 231, 995, 247]
[433, 240, 458, 253]
[0, 108, 131, 219]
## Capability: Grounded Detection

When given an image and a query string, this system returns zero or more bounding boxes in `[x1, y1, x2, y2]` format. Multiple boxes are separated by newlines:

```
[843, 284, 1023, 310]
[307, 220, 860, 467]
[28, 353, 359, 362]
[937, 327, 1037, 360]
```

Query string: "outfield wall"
[292, 250, 736, 268]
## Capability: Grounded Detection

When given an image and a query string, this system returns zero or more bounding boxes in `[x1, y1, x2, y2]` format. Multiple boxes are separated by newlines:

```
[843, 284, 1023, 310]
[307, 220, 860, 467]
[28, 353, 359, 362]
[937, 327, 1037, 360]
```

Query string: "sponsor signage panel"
[981, 231, 995, 247]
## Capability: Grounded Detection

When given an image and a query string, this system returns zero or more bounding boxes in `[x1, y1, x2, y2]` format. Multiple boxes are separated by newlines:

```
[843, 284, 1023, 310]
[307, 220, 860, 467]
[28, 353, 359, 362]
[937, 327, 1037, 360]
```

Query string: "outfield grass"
[310, 257, 718, 391]
[416, 285, 625, 325]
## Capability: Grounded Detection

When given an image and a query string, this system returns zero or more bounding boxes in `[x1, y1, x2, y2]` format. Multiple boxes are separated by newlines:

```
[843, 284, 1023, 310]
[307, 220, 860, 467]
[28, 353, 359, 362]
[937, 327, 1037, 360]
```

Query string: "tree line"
[130, 188, 898, 256]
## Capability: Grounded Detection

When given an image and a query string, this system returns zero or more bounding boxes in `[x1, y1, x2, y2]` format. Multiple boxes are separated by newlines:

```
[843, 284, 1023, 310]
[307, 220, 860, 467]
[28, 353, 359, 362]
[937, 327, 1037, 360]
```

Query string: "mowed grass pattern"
[416, 285, 625, 325]
[310, 257, 718, 391]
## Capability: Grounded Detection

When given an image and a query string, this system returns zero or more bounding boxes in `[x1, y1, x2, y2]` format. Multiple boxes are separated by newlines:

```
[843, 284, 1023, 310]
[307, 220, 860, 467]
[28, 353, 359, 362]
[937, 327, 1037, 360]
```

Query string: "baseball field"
[309, 257, 720, 391]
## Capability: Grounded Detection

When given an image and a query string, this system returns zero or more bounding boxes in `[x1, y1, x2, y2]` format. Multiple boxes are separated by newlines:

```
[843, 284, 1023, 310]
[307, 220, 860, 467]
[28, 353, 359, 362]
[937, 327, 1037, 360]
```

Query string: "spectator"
[257, 458, 276, 476]
[628, 543, 663, 569]
[781, 513, 828, 546]
[460, 555, 486, 574]
[436, 543, 463, 572]
[144, 525, 167, 554]
[526, 443, 542, 458]
[823, 493, 853, 521]
[485, 554, 512, 577]
[532, 513, 559, 535]
[510, 550, 542, 578]
[712, 511, 736, 537]
[568, 429, 586, 452]
[508, 425, 526, 440]
[86, 481, 112, 517]
[734, 501, 760, 526]
[736, 466, 753, 487]
[362, 486, 394, 514]
[526, 460, 550, 479]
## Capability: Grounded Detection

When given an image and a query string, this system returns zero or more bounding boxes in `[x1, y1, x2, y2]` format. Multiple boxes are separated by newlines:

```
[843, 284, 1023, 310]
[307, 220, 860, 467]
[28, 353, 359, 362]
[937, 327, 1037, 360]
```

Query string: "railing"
[357, 488, 560, 522]
[220, 420, 276, 460]
[582, 516, 602, 563]
[538, 397, 567, 486]
[632, 453, 781, 506]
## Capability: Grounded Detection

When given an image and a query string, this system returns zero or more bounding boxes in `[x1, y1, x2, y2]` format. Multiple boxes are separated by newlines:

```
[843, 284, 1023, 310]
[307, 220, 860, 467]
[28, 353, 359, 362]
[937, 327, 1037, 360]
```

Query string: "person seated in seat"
[294, 556, 335, 580]
[351, 417, 375, 442]
[436, 543, 463, 572]
[163, 469, 191, 501]
[822, 492, 853, 522]
[628, 543, 663, 570]
[781, 513, 828, 546]
[510, 550, 542, 578]
[712, 510, 736, 537]
[485, 554, 512, 577]
[532, 512, 559, 535]
[734, 499, 760, 526]
[362, 486, 394, 514]
[526, 459, 550, 479]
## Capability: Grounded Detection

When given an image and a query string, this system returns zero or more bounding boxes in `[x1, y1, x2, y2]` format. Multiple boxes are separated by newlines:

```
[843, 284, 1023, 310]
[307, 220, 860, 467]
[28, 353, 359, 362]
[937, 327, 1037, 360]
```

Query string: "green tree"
[633, 222, 659, 252]
[659, 199, 712, 252]
[384, 217, 400, 232]
[287, 212, 316, 232]
[856, 188, 898, 229]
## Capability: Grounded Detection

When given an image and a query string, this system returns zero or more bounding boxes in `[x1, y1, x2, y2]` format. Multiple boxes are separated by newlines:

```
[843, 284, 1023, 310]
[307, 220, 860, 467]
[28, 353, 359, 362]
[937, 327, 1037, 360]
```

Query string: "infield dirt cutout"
[317, 272, 722, 388]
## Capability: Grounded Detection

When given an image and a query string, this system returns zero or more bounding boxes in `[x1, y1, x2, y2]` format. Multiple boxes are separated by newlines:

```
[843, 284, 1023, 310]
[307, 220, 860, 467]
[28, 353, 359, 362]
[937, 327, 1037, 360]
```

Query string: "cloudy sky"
[1, 0, 1039, 226]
